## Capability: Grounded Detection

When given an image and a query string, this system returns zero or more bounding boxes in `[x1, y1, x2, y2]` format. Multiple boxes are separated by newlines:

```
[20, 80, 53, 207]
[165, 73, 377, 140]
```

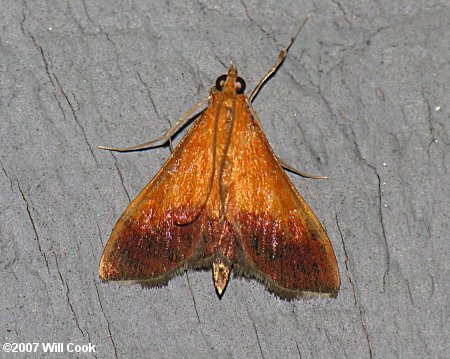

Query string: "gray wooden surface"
[1, 1, 448, 358]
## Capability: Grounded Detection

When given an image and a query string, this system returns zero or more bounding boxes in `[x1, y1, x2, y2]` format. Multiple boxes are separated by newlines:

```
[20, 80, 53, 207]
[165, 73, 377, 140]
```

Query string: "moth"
[98, 16, 340, 299]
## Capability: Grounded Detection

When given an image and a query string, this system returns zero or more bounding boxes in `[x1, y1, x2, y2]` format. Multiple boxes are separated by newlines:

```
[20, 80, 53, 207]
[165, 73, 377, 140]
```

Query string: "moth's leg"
[98, 95, 211, 152]
[164, 117, 175, 153]
[245, 98, 327, 180]
[279, 160, 327, 180]
[249, 15, 310, 102]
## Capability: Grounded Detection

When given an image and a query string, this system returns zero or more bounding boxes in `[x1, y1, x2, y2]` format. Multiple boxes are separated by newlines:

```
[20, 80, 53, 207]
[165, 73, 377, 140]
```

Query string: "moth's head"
[214, 63, 246, 95]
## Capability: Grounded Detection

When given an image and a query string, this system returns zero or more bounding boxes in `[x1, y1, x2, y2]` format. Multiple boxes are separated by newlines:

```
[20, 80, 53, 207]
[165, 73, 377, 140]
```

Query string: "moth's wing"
[225, 98, 340, 298]
[99, 104, 216, 286]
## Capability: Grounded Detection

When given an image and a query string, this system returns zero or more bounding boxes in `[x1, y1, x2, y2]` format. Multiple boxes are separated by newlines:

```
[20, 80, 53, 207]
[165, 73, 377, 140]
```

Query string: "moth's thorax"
[208, 92, 247, 180]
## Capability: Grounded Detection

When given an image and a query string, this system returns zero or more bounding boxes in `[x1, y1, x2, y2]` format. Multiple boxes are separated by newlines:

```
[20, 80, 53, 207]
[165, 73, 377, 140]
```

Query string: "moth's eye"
[236, 77, 246, 94]
[215, 75, 227, 91]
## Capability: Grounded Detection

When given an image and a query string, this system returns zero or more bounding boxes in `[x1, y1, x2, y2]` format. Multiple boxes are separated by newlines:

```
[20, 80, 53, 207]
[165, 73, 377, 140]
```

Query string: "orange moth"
[98, 16, 340, 299]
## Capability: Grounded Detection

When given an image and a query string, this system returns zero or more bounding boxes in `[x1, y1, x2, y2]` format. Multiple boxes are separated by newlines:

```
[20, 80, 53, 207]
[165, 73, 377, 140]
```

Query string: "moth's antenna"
[250, 15, 310, 102]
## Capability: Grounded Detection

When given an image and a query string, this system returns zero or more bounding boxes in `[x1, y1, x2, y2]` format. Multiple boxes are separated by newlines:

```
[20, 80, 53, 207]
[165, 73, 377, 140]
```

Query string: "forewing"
[99, 105, 215, 285]
[224, 98, 340, 298]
